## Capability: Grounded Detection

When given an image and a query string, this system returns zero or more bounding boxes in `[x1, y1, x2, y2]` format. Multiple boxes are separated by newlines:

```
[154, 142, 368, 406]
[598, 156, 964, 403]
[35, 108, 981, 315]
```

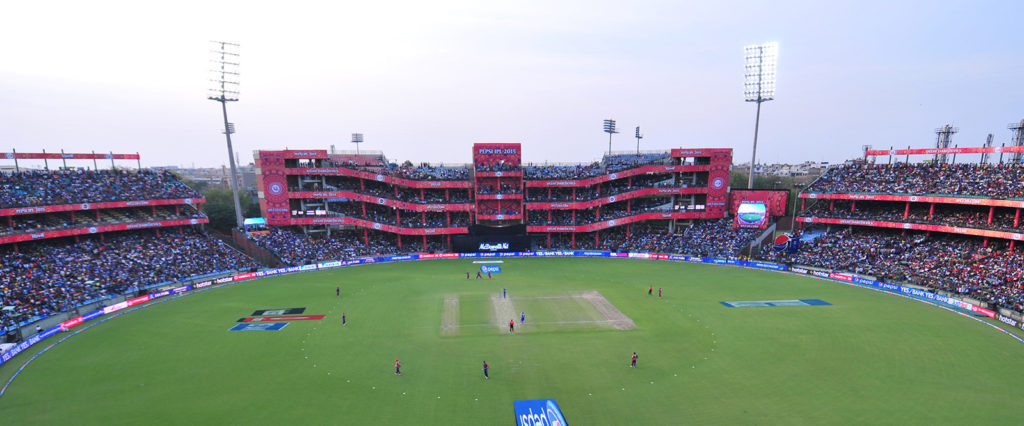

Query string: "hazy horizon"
[2, 1, 1022, 170]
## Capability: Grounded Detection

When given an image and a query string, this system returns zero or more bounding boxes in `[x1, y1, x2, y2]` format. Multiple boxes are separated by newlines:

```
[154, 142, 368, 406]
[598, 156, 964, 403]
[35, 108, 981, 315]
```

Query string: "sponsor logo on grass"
[238, 315, 325, 322]
[480, 265, 501, 273]
[229, 323, 288, 331]
[514, 399, 568, 426]
[721, 299, 832, 308]
[252, 308, 306, 316]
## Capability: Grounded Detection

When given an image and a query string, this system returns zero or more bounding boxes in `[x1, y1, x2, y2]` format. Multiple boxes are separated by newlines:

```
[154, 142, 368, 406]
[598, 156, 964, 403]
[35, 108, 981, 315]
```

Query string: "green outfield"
[1, 258, 1022, 425]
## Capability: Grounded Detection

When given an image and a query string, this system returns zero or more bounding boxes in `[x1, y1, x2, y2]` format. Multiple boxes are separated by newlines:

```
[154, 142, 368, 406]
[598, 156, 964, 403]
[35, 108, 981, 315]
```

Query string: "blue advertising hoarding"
[514, 399, 568, 426]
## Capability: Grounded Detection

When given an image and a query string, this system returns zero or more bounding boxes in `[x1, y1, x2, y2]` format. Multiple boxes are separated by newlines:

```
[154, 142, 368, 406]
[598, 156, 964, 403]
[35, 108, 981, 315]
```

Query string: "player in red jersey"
[631, 352, 638, 368]
[395, 358, 402, 376]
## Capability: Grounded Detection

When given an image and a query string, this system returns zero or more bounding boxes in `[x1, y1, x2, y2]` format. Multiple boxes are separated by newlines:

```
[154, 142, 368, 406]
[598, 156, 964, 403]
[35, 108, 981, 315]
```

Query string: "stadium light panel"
[744, 42, 777, 102]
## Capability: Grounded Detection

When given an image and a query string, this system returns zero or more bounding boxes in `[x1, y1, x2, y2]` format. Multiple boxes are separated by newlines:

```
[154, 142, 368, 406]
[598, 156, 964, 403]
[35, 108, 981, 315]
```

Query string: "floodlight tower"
[980, 134, 994, 164]
[208, 40, 244, 229]
[1009, 119, 1024, 163]
[744, 42, 778, 189]
[603, 119, 618, 156]
[635, 126, 643, 155]
[934, 124, 958, 164]
[352, 133, 364, 155]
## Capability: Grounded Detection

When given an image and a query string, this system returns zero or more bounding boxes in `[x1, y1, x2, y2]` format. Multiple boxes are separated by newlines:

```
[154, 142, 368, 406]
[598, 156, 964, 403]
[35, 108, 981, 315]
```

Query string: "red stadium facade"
[255, 145, 732, 250]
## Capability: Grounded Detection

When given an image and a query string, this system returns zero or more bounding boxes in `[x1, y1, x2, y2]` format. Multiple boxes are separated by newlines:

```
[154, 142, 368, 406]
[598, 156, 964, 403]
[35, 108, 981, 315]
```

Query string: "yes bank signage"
[514, 399, 568, 426]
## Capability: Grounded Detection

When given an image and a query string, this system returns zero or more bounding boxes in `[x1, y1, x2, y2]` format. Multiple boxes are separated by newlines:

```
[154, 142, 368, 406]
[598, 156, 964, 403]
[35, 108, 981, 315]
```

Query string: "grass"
[0, 258, 1021, 425]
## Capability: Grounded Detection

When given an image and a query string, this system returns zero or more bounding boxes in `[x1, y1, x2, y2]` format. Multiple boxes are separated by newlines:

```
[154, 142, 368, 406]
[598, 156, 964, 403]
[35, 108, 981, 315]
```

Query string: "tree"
[202, 188, 261, 231]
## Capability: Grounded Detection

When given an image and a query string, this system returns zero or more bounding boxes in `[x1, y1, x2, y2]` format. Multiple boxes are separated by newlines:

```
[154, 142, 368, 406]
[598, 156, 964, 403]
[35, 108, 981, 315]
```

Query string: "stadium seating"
[0, 229, 257, 330]
[523, 153, 671, 180]
[799, 200, 1021, 232]
[760, 229, 1023, 313]
[249, 228, 418, 265]
[806, 163, 1024, 198]
[775, 161, 1024, 315]
[0, 169, 200, 208]
[536, 219, 761, 258]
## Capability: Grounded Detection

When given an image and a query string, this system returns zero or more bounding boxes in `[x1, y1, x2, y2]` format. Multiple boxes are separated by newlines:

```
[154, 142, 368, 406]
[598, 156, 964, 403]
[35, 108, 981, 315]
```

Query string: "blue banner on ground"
[229, 323, 288, 331]
[721, 299, 831, 308]
[481, 265, 502, 274]
[514, 399, 568, 426]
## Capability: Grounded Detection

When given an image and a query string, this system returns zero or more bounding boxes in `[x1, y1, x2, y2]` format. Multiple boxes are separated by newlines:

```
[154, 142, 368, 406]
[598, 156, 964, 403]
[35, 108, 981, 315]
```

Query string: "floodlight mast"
[635, 126, 643, 155]
[744, 42, 777, 189]
[208, 41, 245, 230]
[352, 133, 364, 155]
[1010, 119, 1024, 163]
[934, 125, 958, 164]
[603, 119, 618, 156]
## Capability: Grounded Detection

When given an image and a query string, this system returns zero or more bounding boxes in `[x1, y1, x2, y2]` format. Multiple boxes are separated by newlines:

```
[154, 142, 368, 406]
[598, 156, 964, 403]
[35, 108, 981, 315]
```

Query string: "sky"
[1, 0, 1022, 169]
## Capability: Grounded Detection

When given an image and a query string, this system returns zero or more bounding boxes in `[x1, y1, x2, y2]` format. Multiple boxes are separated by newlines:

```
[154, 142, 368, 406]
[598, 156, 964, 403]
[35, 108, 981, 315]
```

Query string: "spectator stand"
[0, 160, 250, 338]
[1, 228, 257, 338]
[774, 145, 1024, 317]
[0, 168, 208, 248]
[257, 146, 732, 254]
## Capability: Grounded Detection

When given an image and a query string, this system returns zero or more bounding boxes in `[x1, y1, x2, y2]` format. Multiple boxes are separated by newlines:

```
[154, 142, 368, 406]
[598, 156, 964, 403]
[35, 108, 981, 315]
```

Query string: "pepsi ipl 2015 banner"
[514, 399, 568, 426]
[480, 265, 502, 274]
[473, 142, 521, 167]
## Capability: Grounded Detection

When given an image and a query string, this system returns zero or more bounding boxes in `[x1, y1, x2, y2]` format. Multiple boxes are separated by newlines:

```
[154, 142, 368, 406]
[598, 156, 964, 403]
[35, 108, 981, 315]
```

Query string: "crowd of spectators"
[0, 206, 206, 237]
[604, 153, 671, 172]
[526, 175, 679, 202]
[477, 203, 520, 216]
[807, 163, 1024, 198]
[325, 157, 469, 181]
[0, 169, 200, 208]
[390, 163, 469, 181]
[250, 228, 448, 266]
[523, 153, 672, 180]
[799, 200, 1022, 232]
[324, 203, 469, 228]
[524, 163, 604, 180]
[759, 229, 1024, 313]
[302, 178, 473, 204]
[613, 220, 761, 257]
[533, 219, 761, 258]
[477, 183, 522, 195]
[0, 229, 257, 330]
[528, 198, 672, 226]
[476, 163, 519, 173]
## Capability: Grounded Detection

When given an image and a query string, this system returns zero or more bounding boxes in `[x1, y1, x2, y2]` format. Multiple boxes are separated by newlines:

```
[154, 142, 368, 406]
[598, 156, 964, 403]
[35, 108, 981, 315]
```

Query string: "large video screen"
[735, 202, 767, 228]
